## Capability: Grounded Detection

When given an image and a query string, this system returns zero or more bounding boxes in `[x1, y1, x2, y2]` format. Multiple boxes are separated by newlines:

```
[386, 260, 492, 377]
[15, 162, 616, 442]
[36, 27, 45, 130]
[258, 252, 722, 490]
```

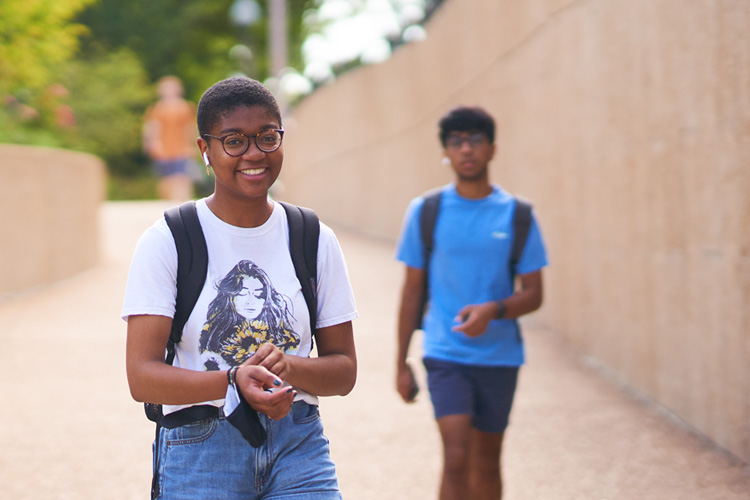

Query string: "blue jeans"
[153, 402, 341, 499]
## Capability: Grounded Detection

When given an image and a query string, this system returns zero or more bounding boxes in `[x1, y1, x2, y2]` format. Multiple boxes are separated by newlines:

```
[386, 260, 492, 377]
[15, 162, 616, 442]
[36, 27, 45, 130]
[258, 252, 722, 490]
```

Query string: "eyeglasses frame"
[444, 132, 490, 150]
[203, 129, 285, 156]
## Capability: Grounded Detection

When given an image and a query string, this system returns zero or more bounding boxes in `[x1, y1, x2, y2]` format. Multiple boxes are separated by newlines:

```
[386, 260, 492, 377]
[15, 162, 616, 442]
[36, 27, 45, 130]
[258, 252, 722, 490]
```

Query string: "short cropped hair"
[438, 106, 495, 147]
[197, 76, 282, 136]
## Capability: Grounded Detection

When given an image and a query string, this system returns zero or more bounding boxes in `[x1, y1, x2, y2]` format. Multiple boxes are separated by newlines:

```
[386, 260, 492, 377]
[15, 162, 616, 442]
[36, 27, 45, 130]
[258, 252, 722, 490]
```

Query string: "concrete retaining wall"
[280, 0, 750, 462]
[0, 144, 105, 298]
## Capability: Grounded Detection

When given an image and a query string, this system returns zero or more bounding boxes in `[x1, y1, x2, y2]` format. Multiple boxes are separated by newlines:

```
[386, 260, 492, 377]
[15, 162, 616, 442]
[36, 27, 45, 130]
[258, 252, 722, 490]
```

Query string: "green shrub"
[107, 173, 159, 200]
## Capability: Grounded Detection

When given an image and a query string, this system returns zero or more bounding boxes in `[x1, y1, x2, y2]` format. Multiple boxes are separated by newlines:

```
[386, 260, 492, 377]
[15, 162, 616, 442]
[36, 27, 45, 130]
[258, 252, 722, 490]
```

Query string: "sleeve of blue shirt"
[516, 210, 549, 275]
[395, 197, 425, 269]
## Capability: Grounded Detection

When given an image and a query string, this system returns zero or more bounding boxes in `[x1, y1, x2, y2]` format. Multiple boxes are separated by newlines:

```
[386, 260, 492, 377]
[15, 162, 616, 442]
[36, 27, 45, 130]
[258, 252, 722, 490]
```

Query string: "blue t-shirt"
[396, 184, 548, 366]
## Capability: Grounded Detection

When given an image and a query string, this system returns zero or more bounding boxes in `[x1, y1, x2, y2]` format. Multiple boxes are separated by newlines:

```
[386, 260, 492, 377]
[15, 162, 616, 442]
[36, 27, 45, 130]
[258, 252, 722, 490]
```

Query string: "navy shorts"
[423, 357, 519, 433]
[152, 158, 191, 177]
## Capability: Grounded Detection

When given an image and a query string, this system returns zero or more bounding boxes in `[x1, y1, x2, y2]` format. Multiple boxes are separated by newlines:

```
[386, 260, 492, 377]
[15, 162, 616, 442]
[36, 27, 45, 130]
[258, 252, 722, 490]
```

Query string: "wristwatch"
[495, 301, 507, 319]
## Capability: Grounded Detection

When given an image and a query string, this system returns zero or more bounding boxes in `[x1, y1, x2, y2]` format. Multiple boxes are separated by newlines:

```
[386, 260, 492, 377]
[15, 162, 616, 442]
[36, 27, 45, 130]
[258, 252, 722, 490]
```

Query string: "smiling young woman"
[198, 105, 285, 227]
[123, 76, 357, 500]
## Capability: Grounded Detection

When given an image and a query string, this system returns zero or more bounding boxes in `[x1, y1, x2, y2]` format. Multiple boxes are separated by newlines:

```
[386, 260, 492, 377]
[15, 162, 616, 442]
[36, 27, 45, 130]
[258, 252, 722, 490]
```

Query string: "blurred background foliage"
[0, 0, 435, 199]
[0, 0, 313, 199]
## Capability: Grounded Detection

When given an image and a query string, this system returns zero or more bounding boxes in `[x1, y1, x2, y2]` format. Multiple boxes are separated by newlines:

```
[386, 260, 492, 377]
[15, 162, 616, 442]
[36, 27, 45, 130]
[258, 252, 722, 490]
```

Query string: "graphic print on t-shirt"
[199, 260, 299, 370]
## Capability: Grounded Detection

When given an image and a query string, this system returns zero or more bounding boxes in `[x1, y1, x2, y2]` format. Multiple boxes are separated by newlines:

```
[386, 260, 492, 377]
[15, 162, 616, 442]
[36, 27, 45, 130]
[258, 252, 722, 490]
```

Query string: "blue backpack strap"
[417, 189, 443, 330]
[279, 202, 320, 345]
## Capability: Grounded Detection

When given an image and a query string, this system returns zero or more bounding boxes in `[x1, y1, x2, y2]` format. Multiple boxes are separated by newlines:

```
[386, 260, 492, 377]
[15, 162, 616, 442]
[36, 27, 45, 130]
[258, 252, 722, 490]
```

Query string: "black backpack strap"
[146, 202, 208, 423]
[508, 198, 533, 344]
[509, 198, 532, 282]
[147, 201, 209, 498]
[413, 192, 533, 342]
[279, 202, 320, 345]
[164, 201, 209, 361]
[416, 190, 443, 330]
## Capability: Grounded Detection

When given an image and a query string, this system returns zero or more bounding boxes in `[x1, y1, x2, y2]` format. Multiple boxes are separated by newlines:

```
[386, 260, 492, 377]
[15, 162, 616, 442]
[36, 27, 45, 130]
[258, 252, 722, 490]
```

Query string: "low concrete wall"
[0, 144, 105, 297]
[280, 0, 750, 462]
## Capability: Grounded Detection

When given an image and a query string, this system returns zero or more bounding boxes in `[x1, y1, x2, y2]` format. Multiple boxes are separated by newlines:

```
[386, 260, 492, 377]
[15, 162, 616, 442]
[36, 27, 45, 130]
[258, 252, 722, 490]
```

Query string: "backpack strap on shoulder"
[279, 202, 320, 344]
[509, 198, 532, 281]
[420, 190, 442, 259]
[146, 201, 208, 425]
[416, 189, 443, 330]
[509, 197, 533, 344]
[164, 201, 208, 362]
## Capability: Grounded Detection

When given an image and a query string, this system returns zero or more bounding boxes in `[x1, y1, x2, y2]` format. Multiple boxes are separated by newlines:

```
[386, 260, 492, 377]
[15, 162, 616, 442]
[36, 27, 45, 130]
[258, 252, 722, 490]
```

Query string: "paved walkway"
[0, 201, 748, 499]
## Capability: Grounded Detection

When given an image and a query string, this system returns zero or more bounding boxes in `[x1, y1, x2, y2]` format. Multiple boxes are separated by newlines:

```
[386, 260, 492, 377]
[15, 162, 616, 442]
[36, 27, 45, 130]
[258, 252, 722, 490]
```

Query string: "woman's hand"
[234, 364, 296, 420]
[245, 343, 290, 379]
[241, 322, 357, 399]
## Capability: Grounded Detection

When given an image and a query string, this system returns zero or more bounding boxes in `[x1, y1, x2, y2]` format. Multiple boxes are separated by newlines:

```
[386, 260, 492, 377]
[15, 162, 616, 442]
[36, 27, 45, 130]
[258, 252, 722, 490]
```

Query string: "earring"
[206, 164, 211, 175]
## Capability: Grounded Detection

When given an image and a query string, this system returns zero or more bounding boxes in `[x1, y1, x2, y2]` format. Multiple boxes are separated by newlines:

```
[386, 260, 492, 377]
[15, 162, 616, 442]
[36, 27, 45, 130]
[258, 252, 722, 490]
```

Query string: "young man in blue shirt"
[395, 106, 548, 499]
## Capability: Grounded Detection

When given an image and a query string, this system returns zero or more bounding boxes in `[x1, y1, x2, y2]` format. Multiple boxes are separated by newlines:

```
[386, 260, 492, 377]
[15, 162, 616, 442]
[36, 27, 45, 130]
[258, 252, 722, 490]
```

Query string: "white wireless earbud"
[203, 152, 209, 165]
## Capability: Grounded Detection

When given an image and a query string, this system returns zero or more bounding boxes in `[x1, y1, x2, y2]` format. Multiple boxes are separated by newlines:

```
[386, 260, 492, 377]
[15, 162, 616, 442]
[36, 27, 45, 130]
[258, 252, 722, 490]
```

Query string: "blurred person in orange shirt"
[143, 76, 198, 201]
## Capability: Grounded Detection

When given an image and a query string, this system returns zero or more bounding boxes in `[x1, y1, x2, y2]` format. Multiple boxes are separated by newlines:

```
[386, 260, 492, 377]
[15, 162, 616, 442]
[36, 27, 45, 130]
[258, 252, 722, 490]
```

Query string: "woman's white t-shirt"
[122, 199, 358, 414]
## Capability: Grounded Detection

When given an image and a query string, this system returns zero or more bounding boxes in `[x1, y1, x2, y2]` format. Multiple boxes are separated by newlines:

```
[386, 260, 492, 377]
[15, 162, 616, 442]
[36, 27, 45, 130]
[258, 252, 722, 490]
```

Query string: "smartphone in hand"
[407, 360, 420, 402]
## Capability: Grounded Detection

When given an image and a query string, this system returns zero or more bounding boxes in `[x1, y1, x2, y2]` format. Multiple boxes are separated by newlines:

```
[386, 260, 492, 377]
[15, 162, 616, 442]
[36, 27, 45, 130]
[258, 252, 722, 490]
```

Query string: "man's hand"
[396, 362, 419, 403]
[451, 301, 500, 337]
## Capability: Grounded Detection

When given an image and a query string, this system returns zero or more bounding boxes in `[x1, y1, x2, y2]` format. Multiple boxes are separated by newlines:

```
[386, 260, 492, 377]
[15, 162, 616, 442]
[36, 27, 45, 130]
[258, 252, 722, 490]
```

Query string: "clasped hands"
[233, 343, 297, 420]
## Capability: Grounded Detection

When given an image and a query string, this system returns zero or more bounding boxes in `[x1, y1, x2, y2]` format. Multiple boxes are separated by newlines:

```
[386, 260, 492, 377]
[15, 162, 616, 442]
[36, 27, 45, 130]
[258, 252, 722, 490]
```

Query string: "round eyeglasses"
[203, 129, 284, 156]
[444, 132, 489, 150]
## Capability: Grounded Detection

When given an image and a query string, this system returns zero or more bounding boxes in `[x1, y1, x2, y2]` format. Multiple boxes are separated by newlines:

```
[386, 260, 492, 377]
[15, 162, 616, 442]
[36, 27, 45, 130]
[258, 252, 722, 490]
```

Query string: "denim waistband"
[161, 405, 221, 429]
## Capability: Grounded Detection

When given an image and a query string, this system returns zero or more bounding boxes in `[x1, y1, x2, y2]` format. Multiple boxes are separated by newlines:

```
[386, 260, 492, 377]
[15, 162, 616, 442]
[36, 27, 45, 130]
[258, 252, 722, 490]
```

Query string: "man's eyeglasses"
[203, 129, 285, 156]
[444, 132, 489, 150]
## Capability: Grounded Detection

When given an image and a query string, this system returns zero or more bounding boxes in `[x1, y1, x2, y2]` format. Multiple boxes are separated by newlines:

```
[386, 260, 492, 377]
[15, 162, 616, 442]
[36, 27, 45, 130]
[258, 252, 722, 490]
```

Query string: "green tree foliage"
[61, 49, 153, 175]
[0, 0, 97, 147]
[76, 0, 314, 102]
[0, 0, 96, 96]
[76, 0, 237, 101]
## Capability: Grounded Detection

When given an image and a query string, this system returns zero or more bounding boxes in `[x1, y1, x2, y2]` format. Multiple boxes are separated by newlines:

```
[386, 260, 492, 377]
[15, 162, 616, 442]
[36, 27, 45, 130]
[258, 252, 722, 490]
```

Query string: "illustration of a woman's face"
[234, 276, 266, 320]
